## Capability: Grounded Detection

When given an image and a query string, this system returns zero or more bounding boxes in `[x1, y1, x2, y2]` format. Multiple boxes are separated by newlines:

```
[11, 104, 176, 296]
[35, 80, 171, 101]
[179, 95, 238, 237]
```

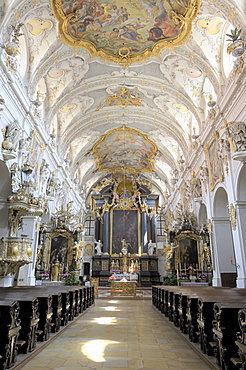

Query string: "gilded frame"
[175, 230, 201, 269]
[92, 125, 157, 174]
[204, 131, 224, 191]
[44, 230, 74, 271]
[110, 208, 141, 255]
[50, 0, 201, 66]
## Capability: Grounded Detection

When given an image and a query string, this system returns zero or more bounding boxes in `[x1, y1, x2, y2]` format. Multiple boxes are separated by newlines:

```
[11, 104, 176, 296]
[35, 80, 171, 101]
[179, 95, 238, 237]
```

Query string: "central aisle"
[21, 298, 211, 370]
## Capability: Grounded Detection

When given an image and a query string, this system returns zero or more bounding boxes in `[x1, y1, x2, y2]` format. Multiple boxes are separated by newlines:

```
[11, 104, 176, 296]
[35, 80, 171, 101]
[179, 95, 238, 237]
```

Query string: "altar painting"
[50, 236, 68, 266]
[178, 237, 198, 269]
[111, 210, 139, 254]
[204, 131, 224, 191]
[50, 0, 201, 65]
[93, 125, 157, 173]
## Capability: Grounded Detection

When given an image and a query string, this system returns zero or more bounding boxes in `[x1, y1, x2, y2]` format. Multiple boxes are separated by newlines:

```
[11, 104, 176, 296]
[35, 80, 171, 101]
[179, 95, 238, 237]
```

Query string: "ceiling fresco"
[50, 0, 201, 64]
[0, 0, 245, 198]
[92, 125, 157, 173]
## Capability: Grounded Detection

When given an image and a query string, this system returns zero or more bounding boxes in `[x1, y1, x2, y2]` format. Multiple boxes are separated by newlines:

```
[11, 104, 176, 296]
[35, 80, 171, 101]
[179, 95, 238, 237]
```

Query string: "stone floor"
[16, 294, 215, 370]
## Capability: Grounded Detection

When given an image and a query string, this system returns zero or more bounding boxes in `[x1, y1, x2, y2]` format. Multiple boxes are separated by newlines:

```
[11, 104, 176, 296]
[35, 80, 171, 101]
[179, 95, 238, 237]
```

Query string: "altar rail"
[0, 285, 94, 369]
[153, 285, 246, 370]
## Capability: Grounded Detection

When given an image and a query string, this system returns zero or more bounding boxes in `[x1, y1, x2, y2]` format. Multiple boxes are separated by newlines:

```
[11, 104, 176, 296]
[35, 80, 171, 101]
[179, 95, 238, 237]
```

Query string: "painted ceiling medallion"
[185, 68, 202, 78]
[92, 125, 157, 174]
[48, 69, 65, 78]
[50, 0, 201, 65]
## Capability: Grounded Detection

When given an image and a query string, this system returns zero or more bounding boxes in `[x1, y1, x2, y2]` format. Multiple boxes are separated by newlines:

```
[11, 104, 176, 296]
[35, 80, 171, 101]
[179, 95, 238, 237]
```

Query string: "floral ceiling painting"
[50, 0, 201, 64]
[92, 125, 157, 173]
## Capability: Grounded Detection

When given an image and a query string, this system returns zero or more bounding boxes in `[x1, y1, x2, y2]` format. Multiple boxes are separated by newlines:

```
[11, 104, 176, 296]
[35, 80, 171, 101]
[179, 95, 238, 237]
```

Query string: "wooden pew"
[0, 289, 53, 342]
[212, 301, 246, 370]
[0, 300, 21, 369]
[234, 308, 246, 369]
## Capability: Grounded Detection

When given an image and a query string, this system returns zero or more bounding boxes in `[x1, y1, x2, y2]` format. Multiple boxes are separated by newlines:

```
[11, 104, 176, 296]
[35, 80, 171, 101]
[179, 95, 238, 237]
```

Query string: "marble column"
[150, 216, 156, 243]
[141, 211, 148, 254]
[95, 218, 100, 241]
[102, 211, 110, 254]
[16, 215, 40, 286]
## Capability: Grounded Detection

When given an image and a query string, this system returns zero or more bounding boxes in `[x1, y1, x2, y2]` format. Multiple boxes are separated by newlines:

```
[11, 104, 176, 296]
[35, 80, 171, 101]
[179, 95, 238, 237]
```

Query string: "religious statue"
[164, 243, 177, 261]
[190, 171, 202, 198]
[10, 162, 22, 193]
[201, 243, 212, 268]
[110, 259, 116, 270]
[95, 240, 102, 255]
[229, 121, 246, 152]
[111, 183, 120, 206]
[148, 240, 156, 256]
[2, 119, 20, 152]
[51, 259, 60, 281]
[40, 159, 50, 195]
[188, 265, 196, 277]
[46, 171, 59, 197]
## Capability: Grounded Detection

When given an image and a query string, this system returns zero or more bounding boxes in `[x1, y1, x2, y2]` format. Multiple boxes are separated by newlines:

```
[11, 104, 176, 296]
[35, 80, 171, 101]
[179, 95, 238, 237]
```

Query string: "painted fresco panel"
[93, 126, 157, 173]
[51, 0, 200, 64]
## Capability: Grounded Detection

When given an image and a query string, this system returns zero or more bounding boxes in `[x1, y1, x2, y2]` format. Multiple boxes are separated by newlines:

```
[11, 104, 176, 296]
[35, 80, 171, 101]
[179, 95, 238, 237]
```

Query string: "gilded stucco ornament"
[228, 203, 237, 230]
[50, 0, 201, 66]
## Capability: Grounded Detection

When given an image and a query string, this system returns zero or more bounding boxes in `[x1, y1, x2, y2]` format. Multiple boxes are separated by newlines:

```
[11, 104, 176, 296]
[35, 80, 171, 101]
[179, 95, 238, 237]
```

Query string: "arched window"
[156, 216, 166, 236]
[85, 216, 95, 236]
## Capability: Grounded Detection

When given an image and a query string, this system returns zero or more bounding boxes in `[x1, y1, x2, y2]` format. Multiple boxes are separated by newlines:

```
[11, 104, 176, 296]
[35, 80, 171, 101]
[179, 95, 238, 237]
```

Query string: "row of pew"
[152, 285, 246, 370]
[0, 285, 94, 369]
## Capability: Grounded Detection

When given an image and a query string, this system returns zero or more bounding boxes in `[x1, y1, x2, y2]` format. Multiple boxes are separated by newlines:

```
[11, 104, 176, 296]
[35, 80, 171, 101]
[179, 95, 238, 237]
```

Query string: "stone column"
[16, 215, 40, 286]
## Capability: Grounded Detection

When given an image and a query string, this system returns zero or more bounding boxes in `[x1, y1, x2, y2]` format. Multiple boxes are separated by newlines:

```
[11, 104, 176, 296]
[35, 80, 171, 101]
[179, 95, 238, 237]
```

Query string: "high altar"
[91, 175, 160, 286]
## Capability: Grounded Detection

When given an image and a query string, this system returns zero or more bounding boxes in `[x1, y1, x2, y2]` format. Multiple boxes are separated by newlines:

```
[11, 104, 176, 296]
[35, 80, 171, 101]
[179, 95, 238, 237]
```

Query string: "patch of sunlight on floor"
[81, 339, 119, 362]
[108, 300, 119, 303]
[92, 316, 117, 325]
[103, 306, 121, 311]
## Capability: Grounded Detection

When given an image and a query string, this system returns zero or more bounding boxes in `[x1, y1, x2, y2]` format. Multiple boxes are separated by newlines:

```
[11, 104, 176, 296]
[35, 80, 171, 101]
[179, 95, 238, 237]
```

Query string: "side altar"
[91, 175, 161, 286]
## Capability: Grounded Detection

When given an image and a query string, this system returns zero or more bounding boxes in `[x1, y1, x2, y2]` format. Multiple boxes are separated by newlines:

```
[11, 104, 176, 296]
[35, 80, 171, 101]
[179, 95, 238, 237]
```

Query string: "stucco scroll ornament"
[228, 203, 237, 230]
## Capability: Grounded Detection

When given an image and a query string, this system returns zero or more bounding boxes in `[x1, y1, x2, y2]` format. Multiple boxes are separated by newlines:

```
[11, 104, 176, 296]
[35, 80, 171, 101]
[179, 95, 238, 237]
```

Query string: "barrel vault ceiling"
[1, 0, 245, 199]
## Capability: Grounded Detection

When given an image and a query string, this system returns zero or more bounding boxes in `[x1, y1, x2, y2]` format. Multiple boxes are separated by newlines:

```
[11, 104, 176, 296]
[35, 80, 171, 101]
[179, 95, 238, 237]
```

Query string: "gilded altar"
[111, 281, 137, 296]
